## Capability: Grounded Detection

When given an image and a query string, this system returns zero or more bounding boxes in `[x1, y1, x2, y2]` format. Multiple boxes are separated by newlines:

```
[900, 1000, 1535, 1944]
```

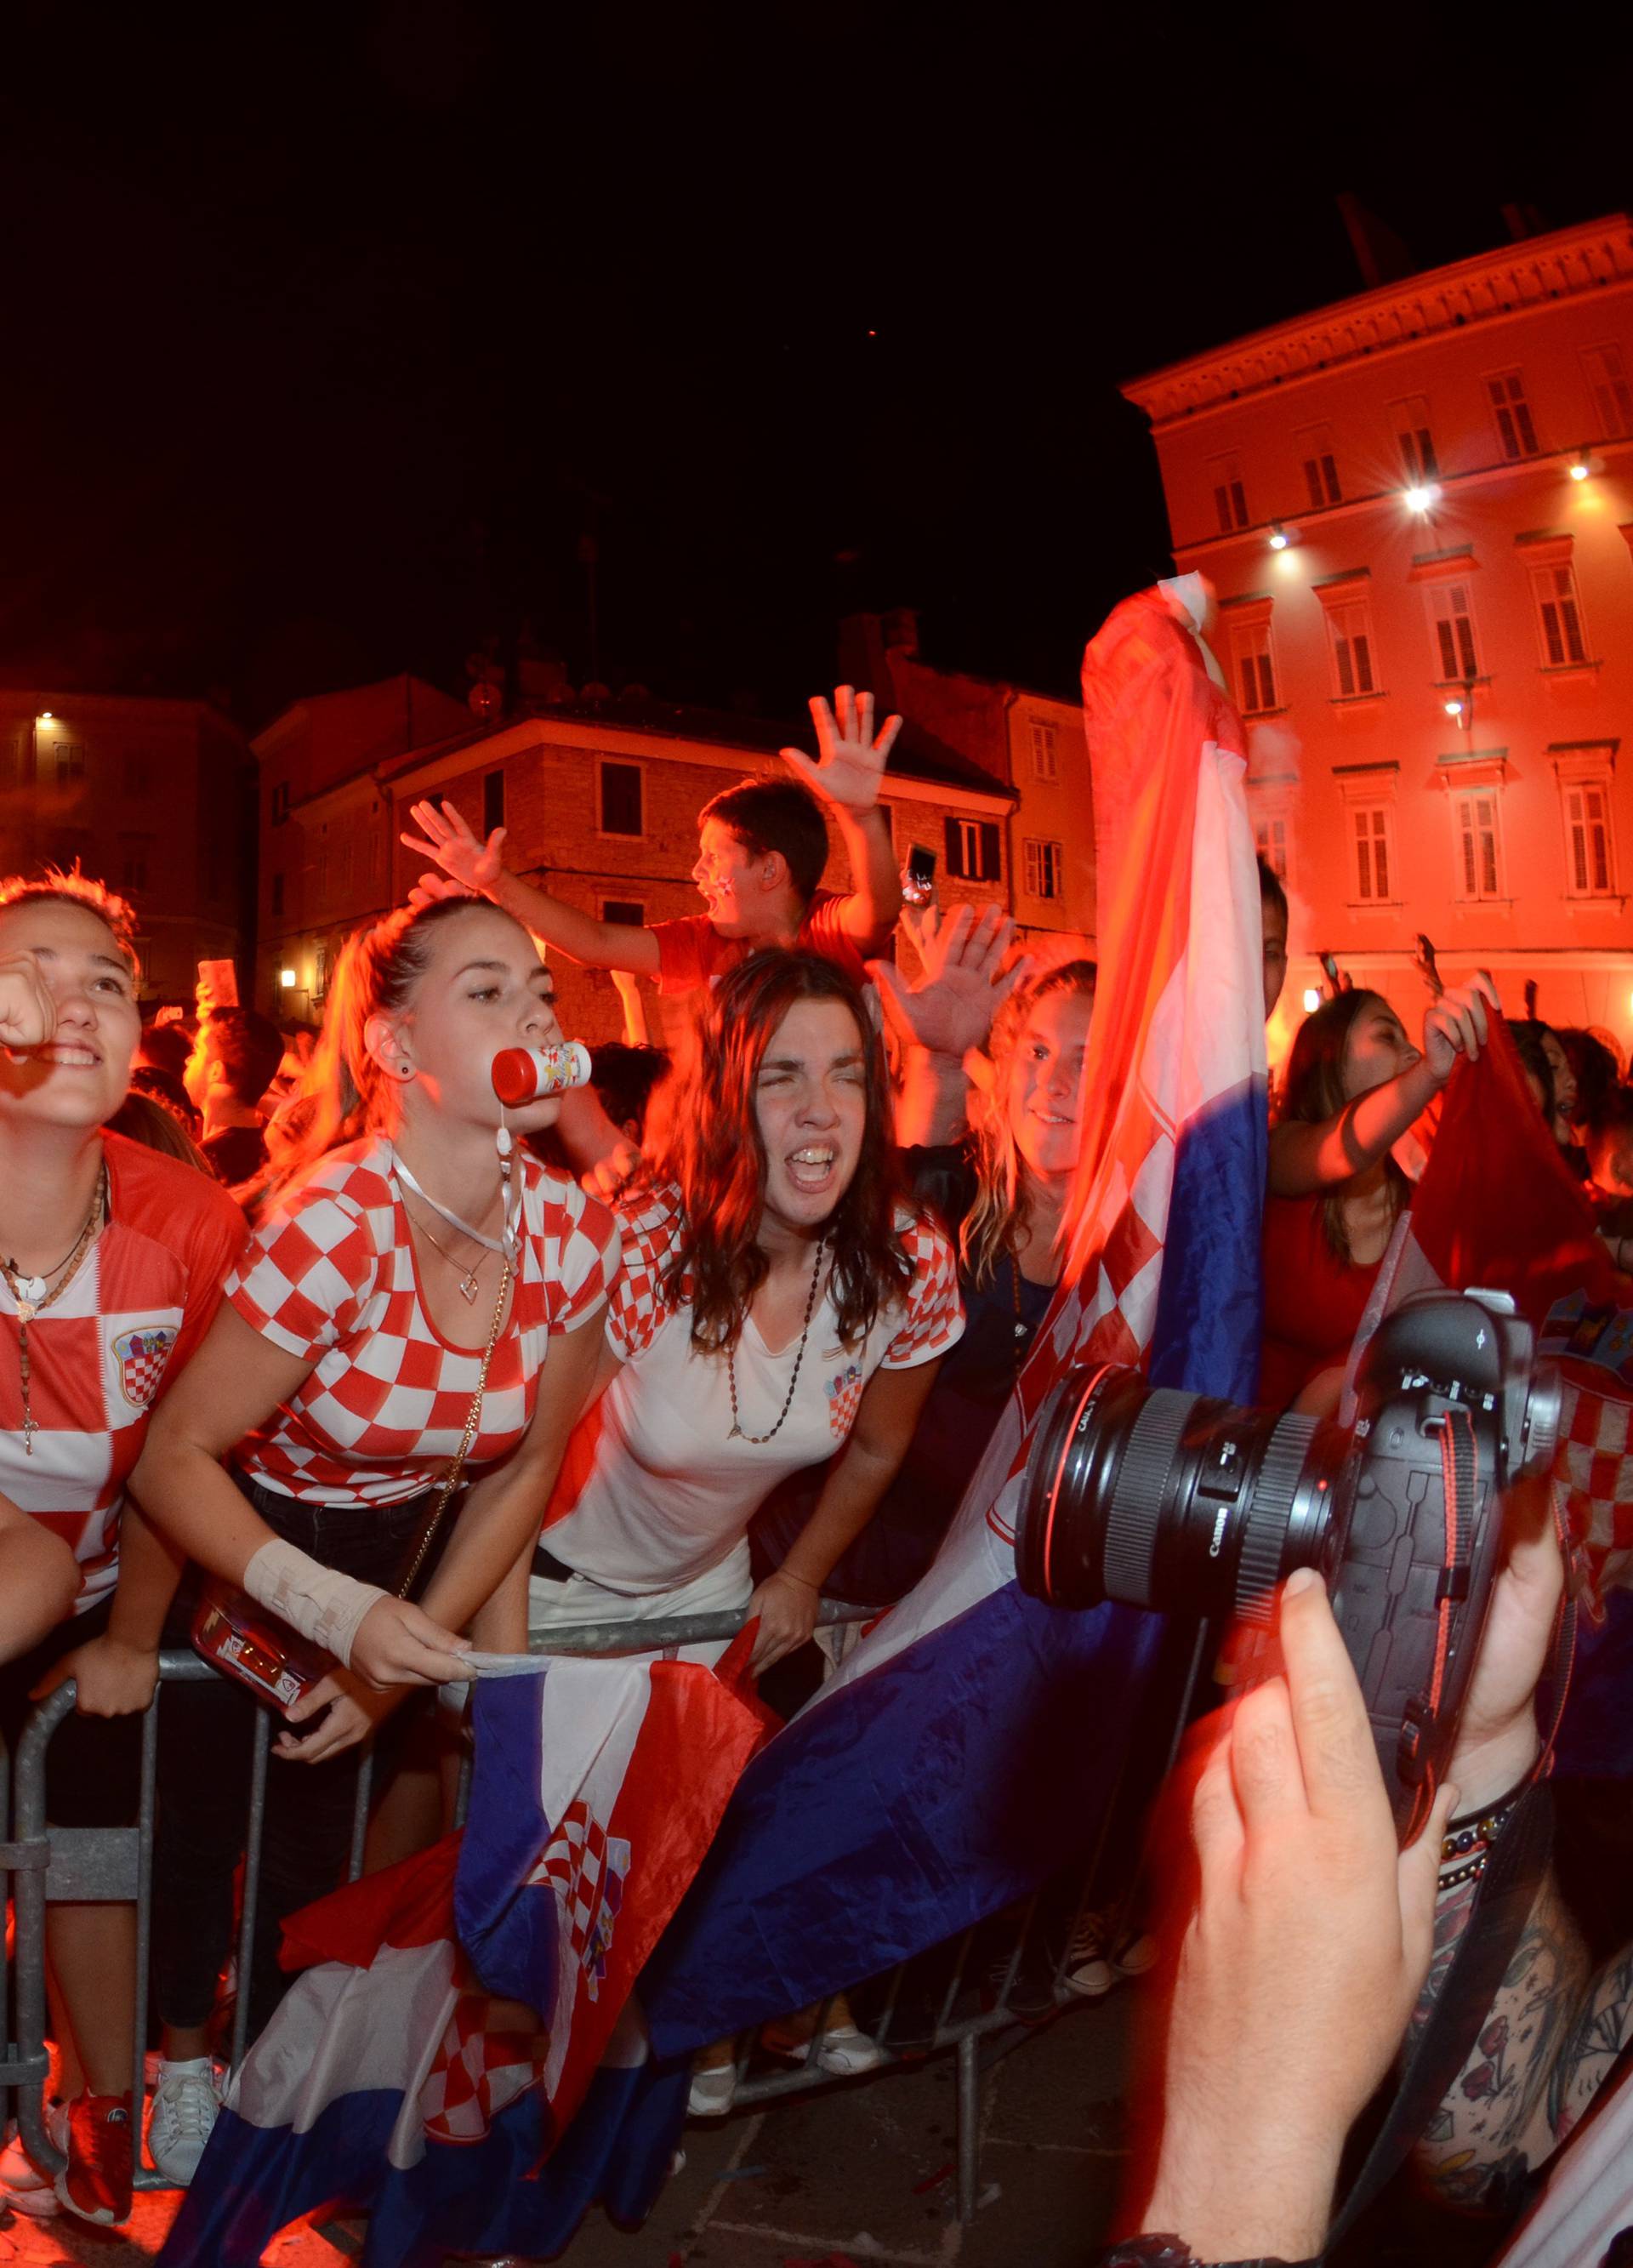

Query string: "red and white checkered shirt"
[0, 1133, 247, 1614]
[541, 1181, 964, 1593]
[230, 1137, 618, 1507]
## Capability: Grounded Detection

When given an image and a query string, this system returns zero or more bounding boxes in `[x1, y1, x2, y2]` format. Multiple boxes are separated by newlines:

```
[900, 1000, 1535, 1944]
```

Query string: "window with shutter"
[1023, 839, 1064, 899]
[1582, 345, 1633, 438]
[1561, 778, 1616, 898]
[1324, 596, 1377, 698]
[1488, 371, 1539, 460]
[1429, 584, 1480, 682]
[1209, 453, 1250, 533]
[1029, 722, 1058, 781]
[1231, 622, 1278, 715]
[1532, 563, 1588, 666]
[1297, 425, 1342, 508]
[1454, 790, 1505, 901]
[1352, 806, 1393, 903]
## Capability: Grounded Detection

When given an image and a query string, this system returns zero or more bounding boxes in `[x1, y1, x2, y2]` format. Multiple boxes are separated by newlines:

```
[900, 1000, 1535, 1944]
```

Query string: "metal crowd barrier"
[0, 1604, 1162, 2232]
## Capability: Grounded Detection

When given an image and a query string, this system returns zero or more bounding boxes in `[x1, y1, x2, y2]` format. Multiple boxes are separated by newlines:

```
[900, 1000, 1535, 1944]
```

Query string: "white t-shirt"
[541, 1182, 964, 1594]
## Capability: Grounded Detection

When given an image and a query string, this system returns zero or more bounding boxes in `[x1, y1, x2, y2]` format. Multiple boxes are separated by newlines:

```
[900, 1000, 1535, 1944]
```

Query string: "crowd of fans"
[0, 676, 1630, 2262]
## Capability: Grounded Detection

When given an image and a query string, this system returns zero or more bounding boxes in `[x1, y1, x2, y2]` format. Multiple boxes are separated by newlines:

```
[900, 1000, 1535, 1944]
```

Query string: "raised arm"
[779, 687, 902, 949]
[399, 801, 661, 977]
[872, 902, 1029, 1146]
[1269, 978, 1497, 1198]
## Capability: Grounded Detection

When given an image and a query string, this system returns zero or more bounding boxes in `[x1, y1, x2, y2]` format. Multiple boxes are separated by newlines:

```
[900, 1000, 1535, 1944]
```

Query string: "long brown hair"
[258, 896, 498, 1205]
[657, 949, 913, 1353]
[962, 959, 1097, 1289]
[1279, 989, 1409, 1263]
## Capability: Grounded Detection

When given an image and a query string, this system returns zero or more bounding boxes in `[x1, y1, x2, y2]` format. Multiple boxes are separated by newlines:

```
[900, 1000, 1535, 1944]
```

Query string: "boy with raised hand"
[400, 686, 902, 999]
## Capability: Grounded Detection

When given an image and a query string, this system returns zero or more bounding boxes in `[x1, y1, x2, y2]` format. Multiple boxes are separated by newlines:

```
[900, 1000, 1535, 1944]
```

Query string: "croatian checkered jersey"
[540, 1180, 964, 1593]
[229, 1137, 618, 1507]
[0, 1132, 247, 1613]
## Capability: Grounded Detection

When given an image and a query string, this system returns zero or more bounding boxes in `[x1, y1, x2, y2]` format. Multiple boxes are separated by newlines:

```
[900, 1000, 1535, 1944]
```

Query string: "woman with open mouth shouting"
[498, 948, 965, 1676]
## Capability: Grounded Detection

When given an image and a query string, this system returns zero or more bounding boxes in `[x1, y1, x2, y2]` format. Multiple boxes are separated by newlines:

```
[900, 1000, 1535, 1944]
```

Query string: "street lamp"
[1404, 483, 1441, 514]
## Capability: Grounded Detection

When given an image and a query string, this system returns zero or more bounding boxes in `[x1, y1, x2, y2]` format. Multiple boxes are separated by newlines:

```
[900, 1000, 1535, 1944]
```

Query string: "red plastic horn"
[492, 1041, 592, 1106]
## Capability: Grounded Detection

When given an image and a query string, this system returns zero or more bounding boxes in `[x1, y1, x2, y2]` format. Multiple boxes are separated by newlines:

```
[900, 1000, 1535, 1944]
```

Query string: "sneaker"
[762, 2019, 886, 2077]
[0, 2101, 67, 2220]
[54, 2091, 134, 2225]
[1061, 1910, 1157, 2001]
[149, 2057, 223, 2185]
[687, 2058, 737, 2118]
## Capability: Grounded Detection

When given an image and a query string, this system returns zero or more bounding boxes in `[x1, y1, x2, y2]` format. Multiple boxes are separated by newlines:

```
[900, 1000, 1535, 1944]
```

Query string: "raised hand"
[399, 799, 506, 896]
[780, 686, 902, 815]
[869, 903, 1030, 1061]
[0, 953, 56, 1052]
[1422, 973, 1500, 1084]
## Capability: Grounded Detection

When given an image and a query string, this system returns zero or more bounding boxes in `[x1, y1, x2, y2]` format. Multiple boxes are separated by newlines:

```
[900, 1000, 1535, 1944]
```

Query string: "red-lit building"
[0, 691, 253, 1001]
[1123, 214, 1633, 1068]
[253, 660, 1036, 1044]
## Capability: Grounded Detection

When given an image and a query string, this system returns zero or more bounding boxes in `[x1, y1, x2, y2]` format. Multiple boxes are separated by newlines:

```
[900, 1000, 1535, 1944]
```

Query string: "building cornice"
[1121, 216, 1633, 430]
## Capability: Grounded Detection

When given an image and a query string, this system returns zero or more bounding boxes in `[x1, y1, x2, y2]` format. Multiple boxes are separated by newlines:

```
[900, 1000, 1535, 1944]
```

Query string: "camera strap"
[1325, 1567, 1578, 2254]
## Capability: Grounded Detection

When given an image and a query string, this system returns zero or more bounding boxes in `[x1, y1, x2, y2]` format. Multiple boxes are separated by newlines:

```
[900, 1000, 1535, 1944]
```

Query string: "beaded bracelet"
[1437, 1792, 1523, 1891]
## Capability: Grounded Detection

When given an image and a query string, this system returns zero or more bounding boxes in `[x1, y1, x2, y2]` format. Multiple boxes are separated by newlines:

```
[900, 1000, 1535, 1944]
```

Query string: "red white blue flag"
[644, 578, 1270, 2050]
[160, 1649, 765, 2267]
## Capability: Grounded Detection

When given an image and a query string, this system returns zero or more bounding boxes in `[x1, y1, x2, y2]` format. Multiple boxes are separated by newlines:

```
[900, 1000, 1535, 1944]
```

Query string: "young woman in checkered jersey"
[0, 874, 246, 2226]
[130, 896, 622, 2062]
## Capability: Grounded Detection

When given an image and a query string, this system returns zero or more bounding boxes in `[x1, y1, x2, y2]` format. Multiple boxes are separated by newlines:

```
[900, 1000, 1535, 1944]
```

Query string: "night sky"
[6, 3, 1630, 731]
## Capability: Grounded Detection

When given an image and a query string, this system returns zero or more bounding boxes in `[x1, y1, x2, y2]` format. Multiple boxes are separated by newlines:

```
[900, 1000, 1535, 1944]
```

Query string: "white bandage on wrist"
[242, 1540, 390, 1667]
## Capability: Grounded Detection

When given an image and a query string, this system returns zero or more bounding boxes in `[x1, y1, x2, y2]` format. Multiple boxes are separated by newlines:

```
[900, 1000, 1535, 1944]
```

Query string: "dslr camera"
[1016, 1289, 1560, 1836]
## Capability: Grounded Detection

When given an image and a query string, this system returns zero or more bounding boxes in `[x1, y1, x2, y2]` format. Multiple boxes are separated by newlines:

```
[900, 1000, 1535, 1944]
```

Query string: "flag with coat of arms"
[159, 1643, 768, 2268]
[643, 573, 1271, 2050]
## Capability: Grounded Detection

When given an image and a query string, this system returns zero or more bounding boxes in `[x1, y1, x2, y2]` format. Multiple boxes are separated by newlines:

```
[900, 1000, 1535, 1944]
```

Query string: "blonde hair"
[0, 865, 139, 975]
[961, 960, 1097, 1290]
[259, 897, 498, 1205]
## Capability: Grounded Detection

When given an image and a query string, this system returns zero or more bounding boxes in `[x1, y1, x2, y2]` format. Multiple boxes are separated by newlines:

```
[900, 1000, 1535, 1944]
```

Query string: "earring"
[396, 1061, 414, 1081]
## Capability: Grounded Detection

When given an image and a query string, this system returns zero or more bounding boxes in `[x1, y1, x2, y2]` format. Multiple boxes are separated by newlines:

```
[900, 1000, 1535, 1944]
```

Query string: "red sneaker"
[54, 2091, 134, 2225]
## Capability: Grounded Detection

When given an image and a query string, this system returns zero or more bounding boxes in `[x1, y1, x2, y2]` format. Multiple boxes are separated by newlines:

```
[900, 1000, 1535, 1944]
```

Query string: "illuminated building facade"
[254, 673, 1021, 1041]
[0, 692, 253, 1000]
[1124, 215, 1633, 1066]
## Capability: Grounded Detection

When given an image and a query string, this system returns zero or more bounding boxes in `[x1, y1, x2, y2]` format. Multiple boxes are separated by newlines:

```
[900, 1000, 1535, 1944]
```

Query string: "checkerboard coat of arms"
[113, 1325, 179, 1409]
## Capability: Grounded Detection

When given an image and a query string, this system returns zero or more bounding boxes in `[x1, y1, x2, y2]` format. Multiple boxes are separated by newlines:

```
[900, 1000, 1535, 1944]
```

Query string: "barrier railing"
[2, 1603, 1154, 2231]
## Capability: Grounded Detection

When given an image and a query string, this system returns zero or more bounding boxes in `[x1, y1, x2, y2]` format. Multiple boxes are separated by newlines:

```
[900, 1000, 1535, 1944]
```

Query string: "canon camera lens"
[1015, 1364, 1351, 1625]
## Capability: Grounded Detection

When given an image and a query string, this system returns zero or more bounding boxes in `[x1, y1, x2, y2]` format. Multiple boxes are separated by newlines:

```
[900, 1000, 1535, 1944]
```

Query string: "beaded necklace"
[726, 1234, 827, 1444]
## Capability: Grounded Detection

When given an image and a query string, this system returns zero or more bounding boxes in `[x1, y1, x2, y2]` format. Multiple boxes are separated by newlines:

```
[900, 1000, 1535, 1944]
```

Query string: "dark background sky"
[4, 3, 1630, 731]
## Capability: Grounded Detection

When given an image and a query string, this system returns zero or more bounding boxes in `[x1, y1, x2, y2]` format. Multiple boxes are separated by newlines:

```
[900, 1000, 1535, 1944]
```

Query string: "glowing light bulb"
[1302, 987, 1322, 1013]
[1444, 698, 1465, 718]
[1404, 483, 1441, 512]
[1268, 524, 1289, 550]
[37, 710, 52, 723]
[1570, 456, 1591, 481]
[279, 967, 297, 989]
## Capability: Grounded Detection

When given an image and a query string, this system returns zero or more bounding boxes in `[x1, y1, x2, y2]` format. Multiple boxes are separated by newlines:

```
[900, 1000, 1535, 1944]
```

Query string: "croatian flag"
[161, 1650, 765, 2268]
[643, 577, 1270, 2054]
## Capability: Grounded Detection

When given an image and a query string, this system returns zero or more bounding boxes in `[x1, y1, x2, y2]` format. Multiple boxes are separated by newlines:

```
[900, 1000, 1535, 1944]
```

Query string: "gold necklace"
[1, 1164, 109, 1454]
[403, 1196, 491, 1304]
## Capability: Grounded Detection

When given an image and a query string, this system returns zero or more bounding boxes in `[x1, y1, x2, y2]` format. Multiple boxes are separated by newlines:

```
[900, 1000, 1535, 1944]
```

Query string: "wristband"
[1437, 1773, 1536, 1892]
[242, 1541, 390, 1668]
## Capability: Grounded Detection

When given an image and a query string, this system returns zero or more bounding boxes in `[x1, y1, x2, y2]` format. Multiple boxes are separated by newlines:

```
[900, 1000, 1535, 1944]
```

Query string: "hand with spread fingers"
[869, 902, 1030, 1063]
[779, 686, 902, 815]
[399, 799, 505, 901]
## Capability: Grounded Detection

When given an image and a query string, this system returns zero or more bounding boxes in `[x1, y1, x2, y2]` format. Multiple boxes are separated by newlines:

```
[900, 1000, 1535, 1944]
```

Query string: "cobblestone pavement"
[0, 1993, 1133, 2267]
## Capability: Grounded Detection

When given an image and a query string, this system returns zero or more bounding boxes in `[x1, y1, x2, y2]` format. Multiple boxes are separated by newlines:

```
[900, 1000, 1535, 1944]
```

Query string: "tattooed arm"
[1414, 1870, 1602, 2210]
